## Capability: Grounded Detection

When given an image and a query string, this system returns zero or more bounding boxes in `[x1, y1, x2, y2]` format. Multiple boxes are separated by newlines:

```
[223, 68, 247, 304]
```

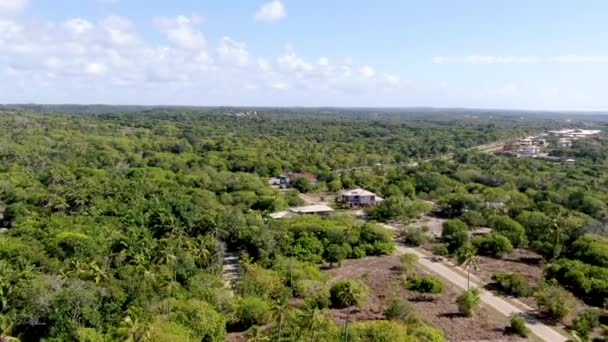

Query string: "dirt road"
[395, 245, 568, 342]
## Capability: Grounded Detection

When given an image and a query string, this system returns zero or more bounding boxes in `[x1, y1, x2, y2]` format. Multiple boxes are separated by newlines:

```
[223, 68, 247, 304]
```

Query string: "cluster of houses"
[500, 128, 602, 158]
[268, 188, 383, 219]
[502, 136, 546, 156]
[549, 129, 602, 148]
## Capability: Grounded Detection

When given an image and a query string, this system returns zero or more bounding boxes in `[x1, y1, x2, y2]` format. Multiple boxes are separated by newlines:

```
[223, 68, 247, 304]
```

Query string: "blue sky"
[2, 0, 608, 110]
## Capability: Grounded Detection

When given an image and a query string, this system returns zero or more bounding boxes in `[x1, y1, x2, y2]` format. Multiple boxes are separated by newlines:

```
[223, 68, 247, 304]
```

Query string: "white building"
[339, 188, 384, 207]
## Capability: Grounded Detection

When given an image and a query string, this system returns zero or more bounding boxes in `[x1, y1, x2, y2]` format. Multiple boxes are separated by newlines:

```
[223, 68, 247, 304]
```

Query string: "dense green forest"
[1, 107, 608, 341]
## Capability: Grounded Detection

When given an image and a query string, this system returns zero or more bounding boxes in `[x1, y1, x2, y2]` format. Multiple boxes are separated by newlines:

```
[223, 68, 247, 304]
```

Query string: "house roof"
[269, 204, 334, 219]
[290, 204, 334, 214]
[341, 188, 377, 197]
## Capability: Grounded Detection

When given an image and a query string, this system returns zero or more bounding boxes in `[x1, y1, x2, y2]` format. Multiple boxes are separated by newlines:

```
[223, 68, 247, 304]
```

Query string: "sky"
[1, 0, 608, 110]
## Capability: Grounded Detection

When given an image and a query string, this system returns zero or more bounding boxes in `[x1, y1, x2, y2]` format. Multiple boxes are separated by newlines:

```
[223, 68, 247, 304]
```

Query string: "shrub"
[572, 309, 601, 341]
[351, 246, 366, 259]
[456, 289, 480, 317]
[508, 314, 530, 337]
[329, 279, 368, 308]
[432, 244, 449, 256]
[534, 284, 576, 321]
[346, 320, 445, 342]
[384, 299, 417, 322]
[399, 253, 419, 277]
[406, 277, 443, 294]
[441, 219, 469, 253]
[399, 226, 429, 246]
[491, 273, 531, 297]
[544, 258, 608, 303]
[325, 243, 350, 267]
[462, 211, 486, 228]
[571, 234, 608, 267]
[489, 215, 527, 247]
[236, 296, 272, 329]
[472, 233, 513, 258]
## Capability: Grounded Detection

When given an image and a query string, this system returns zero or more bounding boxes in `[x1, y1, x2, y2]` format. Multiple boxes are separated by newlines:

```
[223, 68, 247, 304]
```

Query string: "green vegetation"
[329, 279, 369, 309]
[534, 284, 576, 321]
[456, 288, 481, 317]
[491, 273, 532, 297]
[508, 314, 530, 337]
[1, 107, 607, 340]
[406, 277, 444, 294]
[384, 299, 417, 322]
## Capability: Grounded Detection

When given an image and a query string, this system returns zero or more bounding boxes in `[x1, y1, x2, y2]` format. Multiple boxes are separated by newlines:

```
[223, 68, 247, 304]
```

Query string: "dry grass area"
[326, 255, 527, 341]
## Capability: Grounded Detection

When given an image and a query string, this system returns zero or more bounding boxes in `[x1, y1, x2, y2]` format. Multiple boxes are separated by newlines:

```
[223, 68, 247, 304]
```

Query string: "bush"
[441, 219, 469, 253]
[489, 215, 527, 247]
[384, 299, 417, 322]
[399, 226, 429, 246]
[346, 320, 445, 342]
[329, 279, 368, 308]
[508, 314, 529, 337]
[472, 233, 513, 258]
[462, 211, 486, 227]
[572, 309, 601, 341]
[491, 273, 531, 297]
[399, 253, 419, 277]
[325, 243, 350, 267]
[534, 284, 576, 321]
[456, 289, 480, 317]
[432, 244, 449, 256]
[544, 258, 608, 303]
[571, 234, 608, 267]
[406, 277, 443, 294]
[236, 296, 272, 329]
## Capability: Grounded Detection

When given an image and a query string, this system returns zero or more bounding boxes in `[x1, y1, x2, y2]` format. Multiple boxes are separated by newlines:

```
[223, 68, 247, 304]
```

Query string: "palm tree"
[299, 306, 326, 342]
[117, 315, 150, 342]
[271, 301, 288, 341]
[457, 243, 480, 290]
[245, 325, 269, 342]
[0, 313, 19, 342]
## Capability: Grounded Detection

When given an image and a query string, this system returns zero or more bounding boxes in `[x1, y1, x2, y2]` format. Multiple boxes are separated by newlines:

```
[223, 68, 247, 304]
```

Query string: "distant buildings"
[338, 188, 383, 207]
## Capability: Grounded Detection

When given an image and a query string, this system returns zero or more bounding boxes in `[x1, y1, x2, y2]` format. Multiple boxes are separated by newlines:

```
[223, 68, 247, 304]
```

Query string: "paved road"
[394, 245, 568, 342]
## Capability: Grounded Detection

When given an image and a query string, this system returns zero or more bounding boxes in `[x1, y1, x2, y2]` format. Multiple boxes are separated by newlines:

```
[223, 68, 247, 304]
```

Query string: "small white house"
[339, 188, 383, 207]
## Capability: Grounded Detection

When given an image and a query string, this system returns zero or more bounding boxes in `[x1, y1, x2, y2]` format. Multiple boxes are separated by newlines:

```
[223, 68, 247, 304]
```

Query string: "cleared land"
[326, 255, 526, 341]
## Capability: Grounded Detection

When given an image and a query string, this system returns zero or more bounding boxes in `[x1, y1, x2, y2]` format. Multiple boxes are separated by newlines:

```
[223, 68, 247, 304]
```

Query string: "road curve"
[396, 245, 568, 342]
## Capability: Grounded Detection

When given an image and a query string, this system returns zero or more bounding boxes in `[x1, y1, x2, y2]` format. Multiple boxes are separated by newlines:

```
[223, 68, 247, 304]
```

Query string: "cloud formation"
[255, 1, 286, 22]
[0, 12, 405, 105]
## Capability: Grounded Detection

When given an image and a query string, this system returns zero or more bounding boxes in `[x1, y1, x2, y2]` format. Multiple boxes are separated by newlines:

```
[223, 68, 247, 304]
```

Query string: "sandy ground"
[326, 255, 527, 341]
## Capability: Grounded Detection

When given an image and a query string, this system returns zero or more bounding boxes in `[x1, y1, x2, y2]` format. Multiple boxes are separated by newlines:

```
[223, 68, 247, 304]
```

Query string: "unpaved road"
[380, 223, 568, 342]
[395, 245, 568, 342]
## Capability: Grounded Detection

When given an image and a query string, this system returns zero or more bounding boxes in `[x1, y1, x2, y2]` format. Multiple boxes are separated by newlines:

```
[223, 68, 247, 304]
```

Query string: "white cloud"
[101, 16, 138, 46]
[384, 74, 400, 86]
[0, 0, 27, 17]
[257, 58, 272, 73]
[359, 65, 375, 78]
[217, 36, 249, 66]
[0, 14, 408, 106]
[255, 1, 286, 22]
[156, 15, 206, 50]
[85, 62, 108, 76]
[64, 18, 94, 34]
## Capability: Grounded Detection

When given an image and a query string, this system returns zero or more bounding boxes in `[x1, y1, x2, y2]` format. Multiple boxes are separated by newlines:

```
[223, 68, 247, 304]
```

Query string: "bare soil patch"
[326, 255, 526, 341]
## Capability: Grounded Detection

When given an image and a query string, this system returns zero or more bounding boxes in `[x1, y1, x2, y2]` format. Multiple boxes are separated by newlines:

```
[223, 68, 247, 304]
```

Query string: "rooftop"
[290, 204, 334, 214]
[341, 188, 378, 197]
